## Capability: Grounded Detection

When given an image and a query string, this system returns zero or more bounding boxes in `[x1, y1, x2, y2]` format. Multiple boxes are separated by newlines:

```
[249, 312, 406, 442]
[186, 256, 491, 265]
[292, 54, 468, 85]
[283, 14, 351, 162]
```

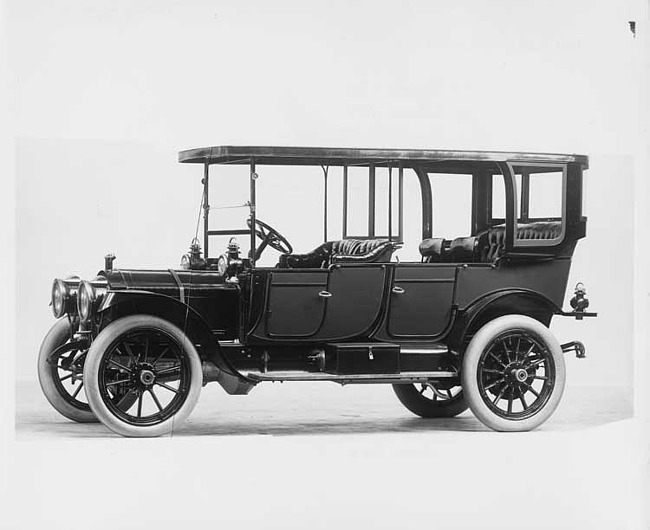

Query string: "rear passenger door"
[382, 264, 457, 339]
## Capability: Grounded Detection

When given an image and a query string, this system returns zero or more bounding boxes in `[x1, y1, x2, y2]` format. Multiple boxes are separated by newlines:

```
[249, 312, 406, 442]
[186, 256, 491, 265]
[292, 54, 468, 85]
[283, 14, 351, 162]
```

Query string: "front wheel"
[461, 315, 565, 432]
[83, 315, 203, 438]
[37, 318, 98, 423]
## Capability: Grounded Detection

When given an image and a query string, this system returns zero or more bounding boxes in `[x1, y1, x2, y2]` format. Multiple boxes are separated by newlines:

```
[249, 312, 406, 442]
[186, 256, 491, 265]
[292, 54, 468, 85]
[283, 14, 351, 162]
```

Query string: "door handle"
[392, 286, 405, 294]
[318, 290, 332, 298]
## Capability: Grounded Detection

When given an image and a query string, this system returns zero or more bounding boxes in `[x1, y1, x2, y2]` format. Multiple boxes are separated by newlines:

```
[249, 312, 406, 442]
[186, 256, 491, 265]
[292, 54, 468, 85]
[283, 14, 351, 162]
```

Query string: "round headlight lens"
[77, 281, 96, 322]
[217, 255, 227, 276]
[51, 279, 68, 318]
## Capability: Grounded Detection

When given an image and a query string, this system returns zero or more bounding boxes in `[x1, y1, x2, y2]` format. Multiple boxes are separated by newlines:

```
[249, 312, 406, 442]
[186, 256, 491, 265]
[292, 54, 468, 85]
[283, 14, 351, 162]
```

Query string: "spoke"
[520, 343, 536, 361]
[148, 389, 163, 413]
[525, 358, 547, 369]
[157, 364, 181, 376]
[107, 358, 132, 373]
[106, 378, 131, 387]
[115, 390, 135, 411]
[155, 381, 180, 394]
[507, 389, 513, 414]
[446, 389, 452, 399]
[519, 394, 528, 410]
[503, 338, 512, 364]
[59, 373, 73, 382]
[143, 337, 149, 363]
[515, 337, 521, 361]
[532, 375, 548, 381]
[419, 385, 426, 395]
[488, 351, 507, 368]
[121, 343, 137, 366]
[522, 383, 540, 398]
[152, 346, 170, 366]
[72, 382, 84, 399]
[482, 368, 503, 375]
[484, 378, 505, 391]
[137, 392, 143, 418]
[492, 385, 508, 405]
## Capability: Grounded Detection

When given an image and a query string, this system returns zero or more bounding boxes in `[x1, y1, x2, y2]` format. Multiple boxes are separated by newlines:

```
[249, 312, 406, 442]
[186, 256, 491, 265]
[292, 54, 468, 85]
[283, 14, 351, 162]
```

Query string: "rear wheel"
[461, 314, 565, 432]
[83, 315, 202, 438]
[392, 381, 468, 418]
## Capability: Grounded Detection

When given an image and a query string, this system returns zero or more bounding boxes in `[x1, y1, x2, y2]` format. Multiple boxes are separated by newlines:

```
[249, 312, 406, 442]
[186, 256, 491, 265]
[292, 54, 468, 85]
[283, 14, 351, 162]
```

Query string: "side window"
[430, 174, 472, 238]
[491, 174, 506, 220]
[345, 167, 369, 237]
[510, 163, 566, 246]
[528, 171, 563, 219]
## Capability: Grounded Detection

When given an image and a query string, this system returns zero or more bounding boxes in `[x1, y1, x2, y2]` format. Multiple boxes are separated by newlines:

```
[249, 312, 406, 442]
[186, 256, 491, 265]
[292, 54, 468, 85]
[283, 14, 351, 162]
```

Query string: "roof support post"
[398, 163, 404, 243]
[414, 167, 432, 240]
[203, 161, 210, 257]
[388, 162, 393, 241]
[368, 164, 376, 237]
[249, 159, 257, 266]
[322, 165, 329, 242]
[342, 165, 348, 238]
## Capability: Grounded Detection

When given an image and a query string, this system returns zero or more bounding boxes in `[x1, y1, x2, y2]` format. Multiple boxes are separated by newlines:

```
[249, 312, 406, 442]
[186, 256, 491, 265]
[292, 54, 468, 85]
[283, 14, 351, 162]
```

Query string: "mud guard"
[99, 290, 255, 395]
[447, 289, 562, 355]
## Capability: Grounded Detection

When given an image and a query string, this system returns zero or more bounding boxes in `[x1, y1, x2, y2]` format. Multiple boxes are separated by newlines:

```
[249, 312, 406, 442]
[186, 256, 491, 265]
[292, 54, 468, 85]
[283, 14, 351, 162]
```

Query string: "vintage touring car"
[38, 146, 596, 437]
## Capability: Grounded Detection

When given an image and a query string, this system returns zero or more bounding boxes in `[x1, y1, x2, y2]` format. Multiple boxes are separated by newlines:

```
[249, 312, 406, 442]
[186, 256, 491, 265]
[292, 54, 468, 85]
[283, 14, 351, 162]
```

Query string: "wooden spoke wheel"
[83, 315, 202, 437]
[392, 381, 468, 418]
[462, 315, 565, 432]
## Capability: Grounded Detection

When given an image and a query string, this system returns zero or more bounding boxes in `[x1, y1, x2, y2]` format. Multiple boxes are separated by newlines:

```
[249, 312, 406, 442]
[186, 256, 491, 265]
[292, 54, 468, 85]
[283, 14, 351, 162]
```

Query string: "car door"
[263, 269, 329, 338]
[381, 264, 457, 339]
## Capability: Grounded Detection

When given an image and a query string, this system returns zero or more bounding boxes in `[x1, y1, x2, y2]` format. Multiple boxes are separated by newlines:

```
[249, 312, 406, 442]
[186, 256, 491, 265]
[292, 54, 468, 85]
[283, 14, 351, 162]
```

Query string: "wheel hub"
[134, 363, 156, 387]
[514, 368, 528, 382]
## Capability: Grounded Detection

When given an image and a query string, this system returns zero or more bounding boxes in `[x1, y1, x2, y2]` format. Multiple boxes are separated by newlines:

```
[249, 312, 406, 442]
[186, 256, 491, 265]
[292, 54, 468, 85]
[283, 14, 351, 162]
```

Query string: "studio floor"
[8, 380, 646, 530]
[15, 380, 632, 439]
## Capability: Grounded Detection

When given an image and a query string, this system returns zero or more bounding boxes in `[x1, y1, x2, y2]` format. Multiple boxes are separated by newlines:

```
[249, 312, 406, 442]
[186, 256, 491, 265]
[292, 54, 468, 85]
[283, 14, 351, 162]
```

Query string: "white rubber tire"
[84, 315, 202, 438]
[37, 318, 98, 423]
[461, 314, 565, 432]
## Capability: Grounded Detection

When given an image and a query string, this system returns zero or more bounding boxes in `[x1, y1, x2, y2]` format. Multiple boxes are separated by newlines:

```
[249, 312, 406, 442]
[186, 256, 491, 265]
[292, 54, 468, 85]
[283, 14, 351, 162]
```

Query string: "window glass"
[345, 167, 369, 237]
[528, 171, 563, 219]
[325, 166, 343, 241]
[395, 169, 422, 262]
[374, 167, 400, 239]
[492, 173, 506, 220]
[430, 173, 472, 238]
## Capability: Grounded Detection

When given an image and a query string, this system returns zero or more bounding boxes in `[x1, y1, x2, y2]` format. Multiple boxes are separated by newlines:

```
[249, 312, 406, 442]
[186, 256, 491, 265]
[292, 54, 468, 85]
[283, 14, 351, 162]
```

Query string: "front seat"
[278, 239, 399, 268]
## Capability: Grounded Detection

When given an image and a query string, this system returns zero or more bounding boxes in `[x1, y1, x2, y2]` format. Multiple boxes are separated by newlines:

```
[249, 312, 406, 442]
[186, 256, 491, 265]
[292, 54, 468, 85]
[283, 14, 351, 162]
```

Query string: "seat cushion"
[331, 239, 396, 263]
[279, 239, 397, 268]
[478, 221, 562, 262]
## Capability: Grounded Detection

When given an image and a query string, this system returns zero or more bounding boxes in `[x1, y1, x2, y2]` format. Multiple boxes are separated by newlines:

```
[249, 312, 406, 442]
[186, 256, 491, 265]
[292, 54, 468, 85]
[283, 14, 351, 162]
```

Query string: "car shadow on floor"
[15, 381, 633, 439]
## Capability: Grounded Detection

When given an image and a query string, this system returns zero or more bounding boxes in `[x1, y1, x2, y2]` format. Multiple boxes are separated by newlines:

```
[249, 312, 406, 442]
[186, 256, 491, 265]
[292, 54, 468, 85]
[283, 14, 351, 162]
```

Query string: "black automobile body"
[39, 146, 596, 436]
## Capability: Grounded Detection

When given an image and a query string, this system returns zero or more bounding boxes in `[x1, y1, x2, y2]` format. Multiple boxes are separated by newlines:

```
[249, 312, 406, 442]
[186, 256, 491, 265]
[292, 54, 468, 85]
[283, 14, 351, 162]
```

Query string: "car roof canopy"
[178, 146, 589, 169]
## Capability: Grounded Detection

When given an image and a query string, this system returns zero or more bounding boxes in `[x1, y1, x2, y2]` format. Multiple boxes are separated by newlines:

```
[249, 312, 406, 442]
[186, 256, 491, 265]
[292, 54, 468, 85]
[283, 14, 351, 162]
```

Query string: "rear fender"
[98, 291, 254, 395]
[447, 289, 561, 355]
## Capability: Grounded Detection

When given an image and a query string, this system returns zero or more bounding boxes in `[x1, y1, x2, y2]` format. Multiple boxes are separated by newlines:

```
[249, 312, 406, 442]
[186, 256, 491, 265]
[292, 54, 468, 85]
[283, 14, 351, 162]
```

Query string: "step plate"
[245, 371, 458, 383]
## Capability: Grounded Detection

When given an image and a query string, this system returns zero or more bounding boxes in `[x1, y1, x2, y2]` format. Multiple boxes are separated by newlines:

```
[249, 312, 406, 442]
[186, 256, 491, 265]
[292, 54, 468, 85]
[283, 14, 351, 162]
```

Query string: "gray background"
[2, 1, 648, 529]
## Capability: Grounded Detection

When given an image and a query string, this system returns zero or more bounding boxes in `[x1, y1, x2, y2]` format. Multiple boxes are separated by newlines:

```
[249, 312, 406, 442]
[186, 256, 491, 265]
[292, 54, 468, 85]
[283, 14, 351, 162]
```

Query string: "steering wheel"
[247, 218, 293, 259]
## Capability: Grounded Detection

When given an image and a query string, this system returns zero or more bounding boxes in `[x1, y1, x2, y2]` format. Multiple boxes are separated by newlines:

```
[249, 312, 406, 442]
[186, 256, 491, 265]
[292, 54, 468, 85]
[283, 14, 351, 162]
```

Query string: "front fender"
[98, 290, 254, 395]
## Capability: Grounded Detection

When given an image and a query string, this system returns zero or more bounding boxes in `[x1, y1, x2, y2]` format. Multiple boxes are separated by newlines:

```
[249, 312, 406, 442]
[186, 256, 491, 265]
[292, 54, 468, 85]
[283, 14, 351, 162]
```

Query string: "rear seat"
[420, 221, 562, 263]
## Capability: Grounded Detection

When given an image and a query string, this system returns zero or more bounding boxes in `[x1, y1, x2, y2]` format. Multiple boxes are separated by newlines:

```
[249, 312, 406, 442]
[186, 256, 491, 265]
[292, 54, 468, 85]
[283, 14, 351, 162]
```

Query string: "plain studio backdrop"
[1, 1, 648, 530]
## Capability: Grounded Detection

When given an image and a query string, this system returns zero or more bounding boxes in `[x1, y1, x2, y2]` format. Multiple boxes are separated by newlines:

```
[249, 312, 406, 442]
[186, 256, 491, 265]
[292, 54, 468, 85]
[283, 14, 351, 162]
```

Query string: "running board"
[400, 346, 448, 355]
[245, 371, 458, 384]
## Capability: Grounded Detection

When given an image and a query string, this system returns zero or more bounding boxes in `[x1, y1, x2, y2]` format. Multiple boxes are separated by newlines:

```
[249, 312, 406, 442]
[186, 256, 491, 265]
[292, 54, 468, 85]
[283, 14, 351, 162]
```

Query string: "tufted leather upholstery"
[420, 221, 562, 263]
[479, 221, 562, 262]
[278, 239, 398, 269]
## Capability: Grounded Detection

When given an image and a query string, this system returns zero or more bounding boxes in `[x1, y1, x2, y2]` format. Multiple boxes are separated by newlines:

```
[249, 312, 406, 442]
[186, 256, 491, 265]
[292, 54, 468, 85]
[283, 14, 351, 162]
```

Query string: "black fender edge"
[98, 290, 255, 395]
[447, 289, 562, 355]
